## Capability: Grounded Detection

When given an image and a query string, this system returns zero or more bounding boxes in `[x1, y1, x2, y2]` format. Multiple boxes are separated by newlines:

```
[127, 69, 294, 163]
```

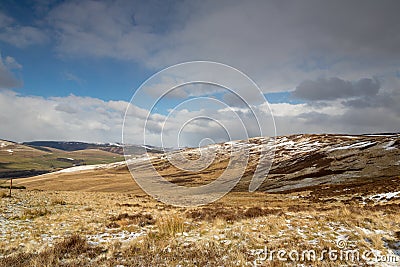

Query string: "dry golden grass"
[1, 185, 400, 266]
[13, 167, 145, 194]
[3, 134, 400, 265]
[0, 234, 104, 267]
[0, 190, 7, 198]
[108, 212, 155, 228]
[156, 213, 185, 237]
[51, 196, 67, 205]
[21, 207, 51, 219]
[119, 234, 250, 267]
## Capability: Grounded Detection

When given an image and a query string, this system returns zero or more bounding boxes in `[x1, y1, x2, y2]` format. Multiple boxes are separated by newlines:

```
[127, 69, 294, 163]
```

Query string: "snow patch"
[53, 159, 137, 174]
[356, 227, 387, 235]
[383, 140, 397, 151]
[86, 230, 144, 245]
[364, 134, 397, 137]
[368, 191, 400, 202]
[341, 135, 360, 139]
[108, 143, 123, 147]
[329, 141, 376, 151]
[58, 165, 103, 173]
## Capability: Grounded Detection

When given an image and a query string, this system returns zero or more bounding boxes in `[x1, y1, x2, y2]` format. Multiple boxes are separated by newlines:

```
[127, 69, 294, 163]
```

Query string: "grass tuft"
[22, 207, 50, 219]
[157, 214, 185, 236]
[109, 212, 155, 227]
[51, 197, 67, 205]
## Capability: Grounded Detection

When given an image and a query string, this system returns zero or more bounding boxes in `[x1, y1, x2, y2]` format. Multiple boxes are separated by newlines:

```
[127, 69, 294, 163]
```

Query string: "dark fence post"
[9, 178, 12, 197]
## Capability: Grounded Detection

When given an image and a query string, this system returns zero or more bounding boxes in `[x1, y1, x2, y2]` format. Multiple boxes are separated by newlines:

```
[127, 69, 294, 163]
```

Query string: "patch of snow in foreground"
[356, 226, 386, 235]
[368, 191, 400, 202]
[274, 140, 296, 147]
[86, 230, 144, 246]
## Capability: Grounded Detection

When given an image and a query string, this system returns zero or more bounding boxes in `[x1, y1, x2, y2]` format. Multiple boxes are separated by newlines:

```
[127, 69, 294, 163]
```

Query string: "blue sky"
[0, 0, 298, 103]
[0, 0, 163, 101]
[0, 0, 399, 145]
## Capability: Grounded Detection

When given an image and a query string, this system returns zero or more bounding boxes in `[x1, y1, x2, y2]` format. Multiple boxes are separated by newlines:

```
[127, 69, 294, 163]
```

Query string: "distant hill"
[0, 139, 170, 179]
[24, 141, 103, 151]
[13, 133, 400, 196]
[0, 140, 124, 179]
[22, 141, 165, 155]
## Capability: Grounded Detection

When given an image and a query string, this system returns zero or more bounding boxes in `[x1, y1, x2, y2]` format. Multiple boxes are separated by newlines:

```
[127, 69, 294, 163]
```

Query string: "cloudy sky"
[0, 0, 399, 146]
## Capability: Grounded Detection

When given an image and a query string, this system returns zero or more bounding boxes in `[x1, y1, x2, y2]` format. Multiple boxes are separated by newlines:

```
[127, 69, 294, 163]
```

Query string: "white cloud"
[0, 11, 48, 48]
[1, 88, 399, 145]
[0, 12, 14, 28]
[0, 91, 125, 142]
[5, 56, 22, 69]
[63, 71, 85, 87]
[0, 88, 269, 146]
[0, 26, 48, 48]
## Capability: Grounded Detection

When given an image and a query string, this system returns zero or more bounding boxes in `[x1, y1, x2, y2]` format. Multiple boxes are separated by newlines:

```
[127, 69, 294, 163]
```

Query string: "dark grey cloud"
[54, 103, 78, 114]
[42, 0, 400, 92]
[273, 107, 400, 136]
[2, 0, 400, 92]
[0, 69, 21, 89]
[292, 77, 380, 101]
[342, 90, 400, 115]
[222, 92, 249, 108]
[0, 54, 22, 89]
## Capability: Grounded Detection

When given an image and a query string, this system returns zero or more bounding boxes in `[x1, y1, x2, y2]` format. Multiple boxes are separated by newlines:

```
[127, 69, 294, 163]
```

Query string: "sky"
[0, 0, 399, 146]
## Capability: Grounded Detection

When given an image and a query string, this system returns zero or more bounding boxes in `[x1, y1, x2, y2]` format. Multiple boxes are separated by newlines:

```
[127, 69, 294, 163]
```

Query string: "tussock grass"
[156, 213, 185, 236]
[51, 197, 67, 205]
[0, 190, 8, 198]
[21, 207, 50, 219]
[0, 234, 103, 267]
[0, 185, 26, 190]
[186, 205, 281, 222]
[186, 206, 239, 222]
[108, 212, 155, 228]
[120, 235, 250, 267]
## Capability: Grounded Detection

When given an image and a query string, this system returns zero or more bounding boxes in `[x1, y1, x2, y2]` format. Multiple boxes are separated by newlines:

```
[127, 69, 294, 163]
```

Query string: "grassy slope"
[13, 166, 142, 193]
[0, 140, 124, 175]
